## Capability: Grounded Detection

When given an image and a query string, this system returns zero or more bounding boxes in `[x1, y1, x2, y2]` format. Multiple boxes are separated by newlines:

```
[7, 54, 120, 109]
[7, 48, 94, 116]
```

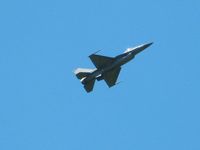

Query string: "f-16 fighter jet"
[74, 42, 153, 93]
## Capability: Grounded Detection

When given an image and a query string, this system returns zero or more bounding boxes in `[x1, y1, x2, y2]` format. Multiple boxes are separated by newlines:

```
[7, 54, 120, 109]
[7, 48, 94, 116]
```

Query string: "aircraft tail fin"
[74, 68, 94, 79]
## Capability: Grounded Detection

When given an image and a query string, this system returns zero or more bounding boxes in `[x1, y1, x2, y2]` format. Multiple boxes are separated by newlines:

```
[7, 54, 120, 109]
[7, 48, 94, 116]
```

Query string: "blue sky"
[0, 0, 200, 149]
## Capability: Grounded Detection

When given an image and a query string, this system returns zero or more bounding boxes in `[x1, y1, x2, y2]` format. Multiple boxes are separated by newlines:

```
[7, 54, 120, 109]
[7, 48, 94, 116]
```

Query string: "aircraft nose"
[132, 42, 153, 55]
[143, 42, 153, 49]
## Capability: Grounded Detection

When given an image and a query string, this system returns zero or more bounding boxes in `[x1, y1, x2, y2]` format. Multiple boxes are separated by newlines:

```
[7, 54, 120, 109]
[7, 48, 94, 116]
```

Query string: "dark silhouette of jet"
[74, 42, 153, 92]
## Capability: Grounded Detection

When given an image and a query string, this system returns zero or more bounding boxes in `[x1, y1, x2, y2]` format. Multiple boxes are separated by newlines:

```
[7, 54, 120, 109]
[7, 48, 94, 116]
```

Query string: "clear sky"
[0, 0, 200, 150]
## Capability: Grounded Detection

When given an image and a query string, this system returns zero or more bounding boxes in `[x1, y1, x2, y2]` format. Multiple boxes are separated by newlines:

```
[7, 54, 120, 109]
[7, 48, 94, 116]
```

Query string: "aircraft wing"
[103, 67, 121, 87]
[89, 54, 114, 69]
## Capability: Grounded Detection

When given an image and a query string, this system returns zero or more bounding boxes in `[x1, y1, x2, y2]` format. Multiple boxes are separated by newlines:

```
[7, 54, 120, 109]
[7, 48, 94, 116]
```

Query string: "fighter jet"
[74, 42, 153, 93]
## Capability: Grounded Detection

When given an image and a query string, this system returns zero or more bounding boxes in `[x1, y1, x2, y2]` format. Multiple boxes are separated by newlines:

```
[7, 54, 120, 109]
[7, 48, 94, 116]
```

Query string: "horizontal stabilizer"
[84, 79, 95, 93]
